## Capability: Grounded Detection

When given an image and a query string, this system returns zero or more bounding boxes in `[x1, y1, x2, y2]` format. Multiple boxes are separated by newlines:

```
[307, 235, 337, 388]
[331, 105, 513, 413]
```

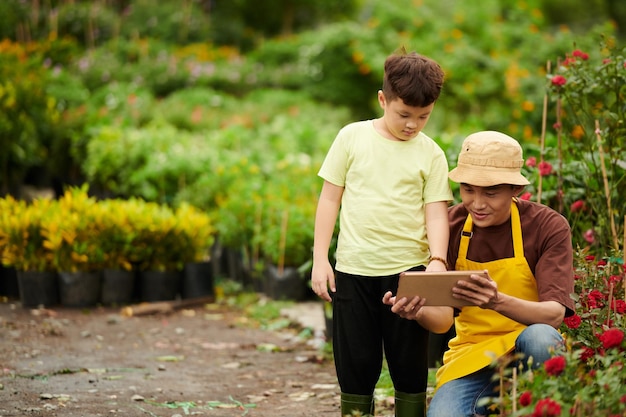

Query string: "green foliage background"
[0, 0, 624, 267]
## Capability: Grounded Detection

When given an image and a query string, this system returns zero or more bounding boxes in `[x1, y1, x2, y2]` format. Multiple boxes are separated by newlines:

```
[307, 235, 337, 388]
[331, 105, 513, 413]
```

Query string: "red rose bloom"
[551, 75, 567, 86]
[611, 299, 626, 314]
[599, 328, 624, 349]
[569, 200, 585, 213]
[562, 57, 577, 66]
[538, 161, 552, 176]
[587, 289, 605, 309]
[525, 156, 537, 168]
[579, 347, 595, 362]
[532, 398, 561, 417]
[588, 289, 605, 301]
[520, 391, 533, 406]
[544, 356, 566, 376]
[563, 314, 581, 329]
[585, 255, 596, 262]
[520, 192, 532, 201]
[572, 49, 589, 60]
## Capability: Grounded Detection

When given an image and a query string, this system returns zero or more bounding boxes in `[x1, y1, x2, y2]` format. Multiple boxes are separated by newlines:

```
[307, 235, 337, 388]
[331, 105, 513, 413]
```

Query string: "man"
[383, 130, 575, 417]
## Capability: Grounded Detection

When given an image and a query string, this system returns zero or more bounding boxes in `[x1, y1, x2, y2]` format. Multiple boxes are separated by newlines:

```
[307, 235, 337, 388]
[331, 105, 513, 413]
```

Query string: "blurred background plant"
[0, 0, 625, 277]
[521, 39, 626, 252]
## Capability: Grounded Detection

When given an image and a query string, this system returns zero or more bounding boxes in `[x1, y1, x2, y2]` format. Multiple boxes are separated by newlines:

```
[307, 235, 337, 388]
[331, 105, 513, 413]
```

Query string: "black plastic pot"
[58, 271, 102, 308]
[101, 269, 136, 305]
[182, 261, 214, 299]
[0, 265, 19, 299]
[263, 264, 307, 301]
[17, 270, 59, 308]
[139, 270, 181, 302]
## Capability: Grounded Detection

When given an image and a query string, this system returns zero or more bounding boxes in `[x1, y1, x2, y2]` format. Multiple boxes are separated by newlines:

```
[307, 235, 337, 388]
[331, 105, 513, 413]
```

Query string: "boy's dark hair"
[382, 48, 444, 107]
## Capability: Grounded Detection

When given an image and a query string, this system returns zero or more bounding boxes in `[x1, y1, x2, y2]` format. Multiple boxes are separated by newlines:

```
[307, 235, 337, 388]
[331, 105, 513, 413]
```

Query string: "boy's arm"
[311, 181, 343, 302]
[425, 201, 450, 272]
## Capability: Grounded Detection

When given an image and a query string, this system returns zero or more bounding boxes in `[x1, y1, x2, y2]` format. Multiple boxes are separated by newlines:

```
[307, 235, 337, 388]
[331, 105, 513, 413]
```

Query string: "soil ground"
[0, 297, 358, 417]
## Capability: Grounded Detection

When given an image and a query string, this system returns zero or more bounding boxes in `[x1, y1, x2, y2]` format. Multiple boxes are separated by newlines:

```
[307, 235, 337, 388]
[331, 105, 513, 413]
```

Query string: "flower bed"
[497, 252, 626, 416]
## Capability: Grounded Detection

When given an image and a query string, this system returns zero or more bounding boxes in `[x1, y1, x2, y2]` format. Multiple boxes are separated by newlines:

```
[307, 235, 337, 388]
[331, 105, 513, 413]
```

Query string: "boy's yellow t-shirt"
[318, 120, 452, 276]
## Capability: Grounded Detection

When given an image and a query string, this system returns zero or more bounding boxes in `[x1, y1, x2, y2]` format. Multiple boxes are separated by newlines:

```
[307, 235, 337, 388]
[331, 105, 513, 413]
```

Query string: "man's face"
[377, 91, 434, 142]
[459, 184, 522, 227]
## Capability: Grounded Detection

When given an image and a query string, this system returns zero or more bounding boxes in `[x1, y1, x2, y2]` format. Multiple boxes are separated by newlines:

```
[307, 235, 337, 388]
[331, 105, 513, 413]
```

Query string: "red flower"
[569, 200, 585, 213]
[544, 356, 566, 376]
[621, 394, 626, 404]
[599, 328, 624, 349]
[520, 391, 533, 406]
[520, 192, 532, 201]
[579, 347, 595, 362]
[611, 299, 626, 314]
[588, 289, 605, 301]
[525, 156, 537, 168]
[583, 229, 595, 244]
[585, 255, 596, 262]
[608, 275, 622, 285]
[551, 75, 567, 86]
[597, 259, 607, 267]
[562, 57, 577, 66]
[572, 49, 589, 60]
[563, 314, 581, 329]
[538, 161, 552, 176]
[532, 398, 561, 417]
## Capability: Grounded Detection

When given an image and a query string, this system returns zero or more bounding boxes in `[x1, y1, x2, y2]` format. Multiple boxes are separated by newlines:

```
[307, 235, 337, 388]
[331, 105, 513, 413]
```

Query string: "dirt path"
[0, 299, 344, 417]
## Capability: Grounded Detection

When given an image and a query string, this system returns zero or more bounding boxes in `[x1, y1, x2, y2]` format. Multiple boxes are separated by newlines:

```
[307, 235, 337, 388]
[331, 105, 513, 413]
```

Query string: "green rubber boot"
[340, 392, 375, 416]
[394, 391, 426, 417]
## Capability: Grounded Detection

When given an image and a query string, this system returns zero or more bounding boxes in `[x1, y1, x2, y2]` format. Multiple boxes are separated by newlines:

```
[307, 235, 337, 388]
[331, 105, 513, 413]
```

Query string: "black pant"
[332, 267, 429, 395]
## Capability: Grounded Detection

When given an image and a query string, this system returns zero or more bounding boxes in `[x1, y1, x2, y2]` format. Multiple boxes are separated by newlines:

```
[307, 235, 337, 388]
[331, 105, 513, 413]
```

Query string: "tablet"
[396, 270, 488, 308]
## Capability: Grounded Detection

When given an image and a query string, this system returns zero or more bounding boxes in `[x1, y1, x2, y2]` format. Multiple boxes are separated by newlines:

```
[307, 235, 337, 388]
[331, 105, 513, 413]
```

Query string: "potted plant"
[256, 162, 318, 301]
[0, 196, 59, 307]
[175, 203, 216, 299]
[213, 159, 266, 287]
[43, 186, 105, 307]
[0, 196, 18, 299]
[132, 201, 188, 302]
[97, 198, 141, 305]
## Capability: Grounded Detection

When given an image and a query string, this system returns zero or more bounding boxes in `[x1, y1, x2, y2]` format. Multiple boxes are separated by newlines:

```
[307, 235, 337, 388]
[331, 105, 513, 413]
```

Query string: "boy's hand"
[311, 261, 336, 302]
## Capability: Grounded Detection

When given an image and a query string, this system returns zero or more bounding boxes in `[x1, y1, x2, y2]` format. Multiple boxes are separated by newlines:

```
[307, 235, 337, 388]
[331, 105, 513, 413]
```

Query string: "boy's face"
[459, 184, 524, 227]
[377, 91, 434, 141]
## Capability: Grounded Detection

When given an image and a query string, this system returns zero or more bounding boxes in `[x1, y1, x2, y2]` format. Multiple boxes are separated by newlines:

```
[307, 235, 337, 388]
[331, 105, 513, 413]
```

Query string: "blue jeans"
[427, 324, 564, 417]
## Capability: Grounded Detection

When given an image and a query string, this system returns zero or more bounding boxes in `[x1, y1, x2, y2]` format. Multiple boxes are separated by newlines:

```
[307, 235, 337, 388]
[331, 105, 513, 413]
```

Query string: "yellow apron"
[435, 201, 538, 389]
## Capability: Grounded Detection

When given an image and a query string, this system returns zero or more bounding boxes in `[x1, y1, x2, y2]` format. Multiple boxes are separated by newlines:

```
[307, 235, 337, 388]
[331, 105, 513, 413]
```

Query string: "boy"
[311, 48, 453, 417]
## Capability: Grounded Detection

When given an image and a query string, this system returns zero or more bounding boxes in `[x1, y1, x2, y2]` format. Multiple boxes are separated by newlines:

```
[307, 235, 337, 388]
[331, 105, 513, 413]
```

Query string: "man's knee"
[515, 324, 564, 368]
